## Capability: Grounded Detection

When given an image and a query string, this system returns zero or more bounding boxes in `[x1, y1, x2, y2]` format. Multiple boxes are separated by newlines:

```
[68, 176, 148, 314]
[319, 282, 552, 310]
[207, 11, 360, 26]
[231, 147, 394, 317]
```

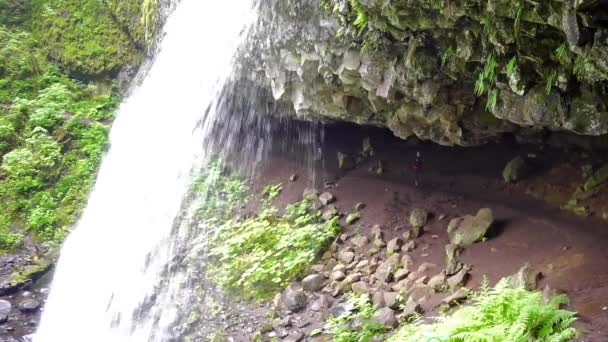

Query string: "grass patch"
[389, 278, 577, 342]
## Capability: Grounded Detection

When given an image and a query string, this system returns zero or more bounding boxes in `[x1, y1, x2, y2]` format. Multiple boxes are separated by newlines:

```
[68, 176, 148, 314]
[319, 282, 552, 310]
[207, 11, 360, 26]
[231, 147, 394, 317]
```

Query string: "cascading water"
[34, 1, 258, 340]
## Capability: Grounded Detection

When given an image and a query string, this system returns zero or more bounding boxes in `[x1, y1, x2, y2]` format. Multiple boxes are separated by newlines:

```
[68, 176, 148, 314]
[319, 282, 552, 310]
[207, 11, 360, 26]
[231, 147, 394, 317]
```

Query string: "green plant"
[506, 56, 518, 78]
[546, 69, 558, 95]
[262, 183, 282, 201]
[475, 53, 499, 111]
[325, 294, 389, 341]
[441, 47, 455, 67]
[207, 197, 340, 301]
[389, 278, 577, 342]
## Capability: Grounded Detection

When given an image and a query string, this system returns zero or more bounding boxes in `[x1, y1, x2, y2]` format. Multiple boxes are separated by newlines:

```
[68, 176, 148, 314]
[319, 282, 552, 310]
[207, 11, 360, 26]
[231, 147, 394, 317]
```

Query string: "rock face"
[448, 208, 494, 247]
[237, 0, 608, 146]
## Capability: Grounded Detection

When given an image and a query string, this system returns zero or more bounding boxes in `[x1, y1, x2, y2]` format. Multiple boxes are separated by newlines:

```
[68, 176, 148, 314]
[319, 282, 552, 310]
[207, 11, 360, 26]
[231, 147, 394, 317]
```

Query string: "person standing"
[412, 151, 423, 187]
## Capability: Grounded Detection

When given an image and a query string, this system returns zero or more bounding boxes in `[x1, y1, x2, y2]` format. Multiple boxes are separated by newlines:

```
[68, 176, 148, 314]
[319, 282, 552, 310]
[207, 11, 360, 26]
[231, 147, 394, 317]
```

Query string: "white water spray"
[35, 1, 256, 340]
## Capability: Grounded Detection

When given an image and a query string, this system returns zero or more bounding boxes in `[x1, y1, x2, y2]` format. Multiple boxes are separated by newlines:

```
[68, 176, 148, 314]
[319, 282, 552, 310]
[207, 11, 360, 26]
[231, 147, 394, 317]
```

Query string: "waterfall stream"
[34, 1, 257, 340]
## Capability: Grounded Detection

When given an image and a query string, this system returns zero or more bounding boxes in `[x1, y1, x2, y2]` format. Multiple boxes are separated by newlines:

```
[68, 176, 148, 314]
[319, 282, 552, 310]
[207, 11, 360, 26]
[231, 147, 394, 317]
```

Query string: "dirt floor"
[250, 123, 608, 341]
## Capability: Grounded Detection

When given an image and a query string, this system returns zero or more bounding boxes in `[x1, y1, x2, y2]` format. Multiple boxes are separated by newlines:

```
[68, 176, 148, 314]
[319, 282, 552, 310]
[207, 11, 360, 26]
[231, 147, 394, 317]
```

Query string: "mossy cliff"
[243, 0, 608, 146]
[0, 0, 158, 252]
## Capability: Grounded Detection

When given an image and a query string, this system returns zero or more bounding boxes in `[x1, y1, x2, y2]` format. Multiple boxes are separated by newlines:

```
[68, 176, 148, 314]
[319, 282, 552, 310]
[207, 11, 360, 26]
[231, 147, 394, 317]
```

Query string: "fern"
[389, 278, 577, 342]
[546, 70, 557, 95]
[442, 46, 456, 67]
[506, 56, 518, 78]
[349, 0, 368, 36]
[514, 5, 524, 38]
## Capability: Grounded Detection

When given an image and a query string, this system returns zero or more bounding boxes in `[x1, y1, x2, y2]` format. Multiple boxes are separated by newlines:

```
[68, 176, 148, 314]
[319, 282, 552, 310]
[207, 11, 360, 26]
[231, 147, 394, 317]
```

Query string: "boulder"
[330, 270, 345, 282]
[0, 312, 7, 324]
[401, 300, 422, 318]
[371, 225, 383, 239]
[383, 292, 403, 309]
[332, 301, 355, 317]
[503, 156, 529, 183]
[409, 285, 433, 303]
[510, 263, 541, 290]
[447, 208, 494, 247]
[302, 274, 324, 292]
[447, 268, 469, 291]
[311, 295, 332, 312]
[370, 307, 397, 328]
[352, 281, 371, 295]
[394, 268, 410, 282]
[302, 188, 319, 201]
[372, 291, 385, 308]
[442, 289, 468, 306]
[338, 249, 355, 264]
[17, 298, 40, 313]
[0, 300, 11, 315]
[319, 192, 336, 206]
[445, 244, 463, 276]
[386, 237, 403, 254]
[283, 288, 307, 312]
[409, 208, 428, 228]
[402, 240, 416, 252]
[428, 272, 447, 292]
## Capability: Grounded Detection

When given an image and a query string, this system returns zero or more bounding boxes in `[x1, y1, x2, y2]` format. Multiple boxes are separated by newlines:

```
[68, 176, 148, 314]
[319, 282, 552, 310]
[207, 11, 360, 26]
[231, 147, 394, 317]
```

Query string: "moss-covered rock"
[30, 0, 144, 77]
[240, 0, 608, 145]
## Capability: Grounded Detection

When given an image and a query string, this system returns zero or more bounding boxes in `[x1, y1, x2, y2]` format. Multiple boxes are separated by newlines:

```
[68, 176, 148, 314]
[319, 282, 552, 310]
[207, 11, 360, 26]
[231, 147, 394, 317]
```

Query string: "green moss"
[9, 259, 51, 286]
[583, 164, 608, 192]
[30, 0, 143, 77]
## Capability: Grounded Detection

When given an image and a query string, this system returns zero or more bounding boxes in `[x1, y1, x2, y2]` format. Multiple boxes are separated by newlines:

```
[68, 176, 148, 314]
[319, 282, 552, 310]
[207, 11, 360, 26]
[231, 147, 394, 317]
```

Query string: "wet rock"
[410, 208, 428, 228]
[447, 268, 469, 291]
[386, 238, 403, 254]
[336, 273, 361, 295]
[0, 312, 7, 324]
[370, 307, 397, 328]
[445, 244, 463, 276]
[350, 235, 369, 249]
[354, 202, 366, 211]
[447, 208, 494, 247]
[372, 291, 385, 308]
[510, 263, 541, 290]
[375, 262, 396, 283]
[285, 331, 304, 342]
[283, 288, 307, 312]
[332, 301, 355, 317]
[0, 299, 11, 314]
[345, 212, 361, 225]
[503, 156, 529, 183]
[18, 298, 40, 313]
[319, 192, 336, 206]
[289, 174, 298, 182]
[302, 274, 324, 292]
[400, 255, 413, 269]
[330, 270, 346, 282]
[302, 188, 319, 201]
[311, 295, 332, 312]
[409, 285, 433, 303]
[322, 205, 339, 221]
[442, 289, 468, 306]
[383, 292, 403, 309]
[417, 262, 436, 273]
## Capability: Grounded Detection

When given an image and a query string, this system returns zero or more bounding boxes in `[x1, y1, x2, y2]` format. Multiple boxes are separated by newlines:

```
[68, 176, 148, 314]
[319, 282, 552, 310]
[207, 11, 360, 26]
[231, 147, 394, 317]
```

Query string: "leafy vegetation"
[325, 294, 390, 341]
[389, 278, 577, 342]
[197, 169, 341, 301]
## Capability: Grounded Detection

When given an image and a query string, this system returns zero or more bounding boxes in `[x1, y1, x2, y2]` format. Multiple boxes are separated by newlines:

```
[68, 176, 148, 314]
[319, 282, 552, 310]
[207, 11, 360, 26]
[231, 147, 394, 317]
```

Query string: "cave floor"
[249, 123, 608, 341]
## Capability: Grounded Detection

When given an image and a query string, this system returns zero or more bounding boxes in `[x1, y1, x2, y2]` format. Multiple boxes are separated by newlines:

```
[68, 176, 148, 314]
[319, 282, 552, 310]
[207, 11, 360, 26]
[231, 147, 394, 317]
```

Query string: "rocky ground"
[3, 123, 608, 341]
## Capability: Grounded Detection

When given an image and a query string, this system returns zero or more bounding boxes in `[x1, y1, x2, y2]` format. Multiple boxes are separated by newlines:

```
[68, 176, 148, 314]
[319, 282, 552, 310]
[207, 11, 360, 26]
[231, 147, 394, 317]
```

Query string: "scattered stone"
[415, 276, 429, 285]
[510, 263, 541, 290]
[410, 208, 428, 228]
[330, 271, 346, 282]
[302, 188, 319, 201]
[345, 212, 361, 225]
[428, 272, 448, 292]
[383, 292, 402, 309]
[401, 300, 422, 318]
[409, 285, 433, 303]
[352, 281, 370, 295]
[402, 240, 416, 252]
[401, 255, 413, 269]
[503, 156, 529, 183]
[332, 301, 355, 317]
[447, 268, 469, 291]
[445, 244, 463, 276]
[337, 273, 362, 295]
[442, 289, 468, 306]
[0, 313, 7, 324]
[375, 263, 395, 284]
[338, 249, 355, 264]
[371, 225, 383, 239]
[354, 202, 366, 211]
[371, 308, 397, 328]
[310, 264, 325, 274]
[417, 262, 436, 273]
[302, 274, 324, 292]
[319, 192, 336, 206]
[438, 214, 447, 221]
[311, 295, 332, 312]
[322, 205, 339, 221]
[277, 317, 292, 327]
[394, 268, 410, 282]
[17, 298, 40, 314]
[289, 174, 298, 182]
[351, 235, 369, 249]
[387, 237, 403, 254]
[285, 331, 304, 342]
[372, 291, 385, 308]
[431, 234, 439, 239]
[447, 208, 494, 247]
[373, 237, 386, 248]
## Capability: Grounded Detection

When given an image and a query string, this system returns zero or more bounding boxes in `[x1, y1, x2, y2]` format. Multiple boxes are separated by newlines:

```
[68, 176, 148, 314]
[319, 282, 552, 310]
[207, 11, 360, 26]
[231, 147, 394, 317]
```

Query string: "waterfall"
[34, 0, 257, 340]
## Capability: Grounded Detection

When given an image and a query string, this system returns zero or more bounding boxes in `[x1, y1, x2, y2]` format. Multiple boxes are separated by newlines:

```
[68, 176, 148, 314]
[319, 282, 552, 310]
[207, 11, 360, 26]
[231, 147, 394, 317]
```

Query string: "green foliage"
[30, 0, 143, 77]
[206, 194, 340, 301]
[325, 294, 389, 341]
[0, 0, 29, 27]
[546, 70, 558, 95]
[441, 47, 455, 68]
[474, 53, 499, 111]
[506, 56, 518, 78]
[262, 183, 282, 201]
[389, 278, 577, 342]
